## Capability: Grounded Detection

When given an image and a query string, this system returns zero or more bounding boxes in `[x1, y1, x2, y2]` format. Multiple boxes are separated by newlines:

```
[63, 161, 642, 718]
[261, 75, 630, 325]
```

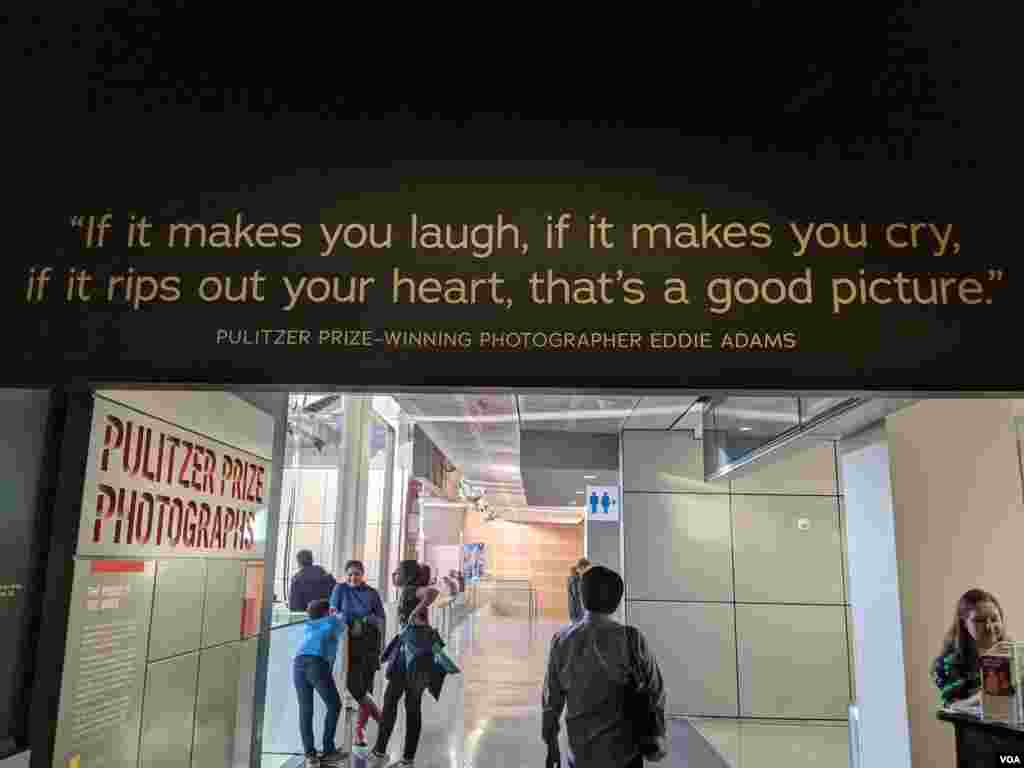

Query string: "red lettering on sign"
[197, 502, 212, 548]
[255, 467, 265, 503]
[191, 445, 204, 491]
[164, 496, 182, 546]
[244, 510, 256, 550]
[124, 423, 145, 477]
[165, 437, 180, 485]
[135, 492, 155, 544]
[203, 449, 217, 494]
[211, 507, 224, 548]
[154, 495, 169, 546]
[124, 488, 135, 544]
[156, 433, 166, 484]
[113, 497, 126, 544]
[93, 484, 117, 543]
[178, 441, 194, 488]
[141, 427, 156, 481]
[232, 459, 243, 500]
[220, 453, 233, 496]
[101, 416, 124, 472]
[224, 508, 237, 549]
[184, 501, 199, 547]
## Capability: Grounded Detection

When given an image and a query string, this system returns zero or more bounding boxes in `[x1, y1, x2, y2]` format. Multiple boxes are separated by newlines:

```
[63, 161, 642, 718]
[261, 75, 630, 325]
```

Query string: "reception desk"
[937, 710, 1024, 767]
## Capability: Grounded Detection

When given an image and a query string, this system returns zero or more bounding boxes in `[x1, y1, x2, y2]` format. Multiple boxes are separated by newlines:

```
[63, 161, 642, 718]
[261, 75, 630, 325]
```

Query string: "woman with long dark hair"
[328, 560, 385, 747]
[367, 561, 440, 767]
[933, 588, 1010, 707]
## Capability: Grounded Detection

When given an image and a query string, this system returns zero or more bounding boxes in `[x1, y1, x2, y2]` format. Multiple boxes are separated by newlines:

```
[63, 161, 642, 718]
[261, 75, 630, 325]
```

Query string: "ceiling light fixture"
[583, 474, 597, 480]
[575, 490, 585, 495]
[739, 426, 752, 431]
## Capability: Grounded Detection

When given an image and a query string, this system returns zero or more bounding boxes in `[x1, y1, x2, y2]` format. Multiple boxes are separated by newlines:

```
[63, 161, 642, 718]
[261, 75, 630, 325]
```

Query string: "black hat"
[580, 565, 624, 614]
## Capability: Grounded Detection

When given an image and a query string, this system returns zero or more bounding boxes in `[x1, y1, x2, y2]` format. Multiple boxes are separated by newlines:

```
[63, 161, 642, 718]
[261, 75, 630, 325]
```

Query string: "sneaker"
[364, 752, 388, 766]
[304, 754, 320, 768]
[319, 749, 347, 765]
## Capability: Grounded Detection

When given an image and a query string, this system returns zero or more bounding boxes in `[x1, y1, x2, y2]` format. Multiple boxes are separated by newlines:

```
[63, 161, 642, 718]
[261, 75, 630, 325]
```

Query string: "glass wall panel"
[362, 411, 394, 590]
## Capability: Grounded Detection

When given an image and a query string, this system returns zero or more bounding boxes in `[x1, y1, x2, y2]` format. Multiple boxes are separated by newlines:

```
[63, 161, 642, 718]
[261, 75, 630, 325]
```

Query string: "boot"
[355, 702, 370, 746]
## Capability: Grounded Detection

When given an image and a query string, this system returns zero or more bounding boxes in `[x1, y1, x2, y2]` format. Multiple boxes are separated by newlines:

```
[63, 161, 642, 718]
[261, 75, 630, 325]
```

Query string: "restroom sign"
[586, 486, 620, 521]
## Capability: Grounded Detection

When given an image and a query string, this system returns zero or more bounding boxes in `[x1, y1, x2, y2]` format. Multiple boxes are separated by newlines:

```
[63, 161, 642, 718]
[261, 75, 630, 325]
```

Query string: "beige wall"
[888, 398, 1024, 768]
[463, 509, 583, 619]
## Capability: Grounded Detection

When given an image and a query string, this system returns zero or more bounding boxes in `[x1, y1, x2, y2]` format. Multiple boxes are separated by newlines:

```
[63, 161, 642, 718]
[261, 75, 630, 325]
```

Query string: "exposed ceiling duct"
[388, 393, 706, 522]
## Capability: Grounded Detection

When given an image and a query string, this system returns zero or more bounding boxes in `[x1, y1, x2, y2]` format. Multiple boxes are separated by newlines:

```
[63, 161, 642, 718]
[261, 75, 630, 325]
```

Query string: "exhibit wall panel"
[47, 391, 275, 768]
[622, 432, 851, 720]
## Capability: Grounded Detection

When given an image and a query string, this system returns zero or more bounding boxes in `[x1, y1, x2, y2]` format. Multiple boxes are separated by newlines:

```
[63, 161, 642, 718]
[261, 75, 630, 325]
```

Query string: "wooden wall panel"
[464, 510, 583, 619]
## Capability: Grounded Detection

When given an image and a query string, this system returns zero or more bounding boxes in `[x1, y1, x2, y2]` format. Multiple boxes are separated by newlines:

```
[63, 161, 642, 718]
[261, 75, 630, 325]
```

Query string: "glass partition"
[274, 394, 345, 604]
[362, 412, 394, 590]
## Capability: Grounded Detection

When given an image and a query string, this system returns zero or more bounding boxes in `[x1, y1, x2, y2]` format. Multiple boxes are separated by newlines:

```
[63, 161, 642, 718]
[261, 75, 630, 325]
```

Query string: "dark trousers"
[372, 662, 428, 761]
[293, 655, 342, 755]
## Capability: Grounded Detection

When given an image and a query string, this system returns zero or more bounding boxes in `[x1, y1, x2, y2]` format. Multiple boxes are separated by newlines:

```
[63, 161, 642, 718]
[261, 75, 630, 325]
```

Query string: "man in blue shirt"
[294, 598, 346, 767]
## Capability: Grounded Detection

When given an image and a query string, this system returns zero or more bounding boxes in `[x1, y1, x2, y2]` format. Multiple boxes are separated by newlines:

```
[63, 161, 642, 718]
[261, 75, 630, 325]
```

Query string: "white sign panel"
[77, 397, 270, 559]
[52, 558, 155, 768]
[585, 485, 620, 521]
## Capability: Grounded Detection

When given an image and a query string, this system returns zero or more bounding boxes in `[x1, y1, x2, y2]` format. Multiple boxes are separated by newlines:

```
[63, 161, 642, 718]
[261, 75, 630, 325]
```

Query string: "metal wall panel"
[736, 605, 850, 718]
[232, 637, 259, 768]
[730, 441, 837, 495]
[624, 492, 733, 602]
[192, 643, 240, 768]
[628, 601, 738, 717]
[622, 432, 725, 493]
[149, 559, 207, 661]
[731, 495, 844, 604]
[140, 653, 200, 768]
[201, 560, 244, 649]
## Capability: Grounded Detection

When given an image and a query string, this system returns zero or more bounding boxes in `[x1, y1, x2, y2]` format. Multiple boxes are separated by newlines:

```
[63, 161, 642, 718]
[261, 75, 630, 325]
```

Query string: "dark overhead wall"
[519, 431, 619, 471]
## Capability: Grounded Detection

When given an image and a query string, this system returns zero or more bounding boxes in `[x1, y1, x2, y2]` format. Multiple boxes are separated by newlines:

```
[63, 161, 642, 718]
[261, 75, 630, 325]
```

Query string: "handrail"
[465, 580, 537, 622]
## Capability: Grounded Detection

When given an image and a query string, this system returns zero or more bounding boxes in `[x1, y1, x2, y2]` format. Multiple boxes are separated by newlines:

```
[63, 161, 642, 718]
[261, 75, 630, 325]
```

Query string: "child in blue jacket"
[294, 598, 346, 767]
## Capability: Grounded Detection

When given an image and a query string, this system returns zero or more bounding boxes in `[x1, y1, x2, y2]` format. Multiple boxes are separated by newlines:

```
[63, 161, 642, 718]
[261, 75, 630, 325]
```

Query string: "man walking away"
[567, 558, 590, 624]
[289, 550, 337, 612]
[543, 565, 668, 767]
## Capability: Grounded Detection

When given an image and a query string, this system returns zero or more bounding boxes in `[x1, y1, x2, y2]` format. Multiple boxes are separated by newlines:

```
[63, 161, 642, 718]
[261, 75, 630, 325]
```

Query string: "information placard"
[51, 558, 155, 768]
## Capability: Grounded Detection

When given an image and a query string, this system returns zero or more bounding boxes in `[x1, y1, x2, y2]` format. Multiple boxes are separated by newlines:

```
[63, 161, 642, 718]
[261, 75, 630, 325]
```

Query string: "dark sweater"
[288, 565, 337, 611]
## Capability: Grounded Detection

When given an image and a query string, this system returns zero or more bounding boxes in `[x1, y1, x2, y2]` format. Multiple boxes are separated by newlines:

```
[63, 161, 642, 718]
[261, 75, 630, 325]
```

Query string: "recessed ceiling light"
[575, 490, 585, 495]
[739, 426, 752, 431]
[583, 474, 597, 480]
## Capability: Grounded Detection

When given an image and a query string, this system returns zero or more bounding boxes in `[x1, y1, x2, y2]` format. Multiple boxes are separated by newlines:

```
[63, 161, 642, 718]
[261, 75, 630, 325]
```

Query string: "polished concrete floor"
[264, 610, 851, 767]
